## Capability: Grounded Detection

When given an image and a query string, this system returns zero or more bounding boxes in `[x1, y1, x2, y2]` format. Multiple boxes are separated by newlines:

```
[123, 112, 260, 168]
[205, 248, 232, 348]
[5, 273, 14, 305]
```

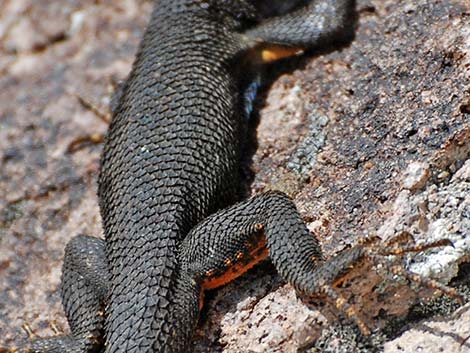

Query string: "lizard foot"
[315, 232, 464, 335]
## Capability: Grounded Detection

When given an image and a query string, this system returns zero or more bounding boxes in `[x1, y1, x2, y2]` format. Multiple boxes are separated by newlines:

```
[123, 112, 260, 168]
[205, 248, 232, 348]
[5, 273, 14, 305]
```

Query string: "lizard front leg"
[244, 0, 356, 63]
[27, 235, 109, 353]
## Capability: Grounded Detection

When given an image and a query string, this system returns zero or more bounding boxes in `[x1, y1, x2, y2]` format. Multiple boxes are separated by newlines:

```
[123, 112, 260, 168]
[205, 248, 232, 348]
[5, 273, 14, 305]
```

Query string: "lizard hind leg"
[178, 191, 462, 337]
[26, 235, 110, 353]
[178, 191, 381, 335]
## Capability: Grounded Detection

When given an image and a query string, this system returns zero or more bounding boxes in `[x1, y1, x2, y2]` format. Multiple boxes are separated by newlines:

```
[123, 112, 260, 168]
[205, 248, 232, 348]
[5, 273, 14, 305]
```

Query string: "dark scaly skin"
[27, 1, 357, 352]
[99, 3, 248, 351]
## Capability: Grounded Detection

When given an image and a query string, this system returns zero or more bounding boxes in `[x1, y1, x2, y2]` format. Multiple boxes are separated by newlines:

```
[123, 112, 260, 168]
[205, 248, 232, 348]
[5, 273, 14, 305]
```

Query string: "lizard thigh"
[28, 235, 109, 353]
[178, 191, 330, 293]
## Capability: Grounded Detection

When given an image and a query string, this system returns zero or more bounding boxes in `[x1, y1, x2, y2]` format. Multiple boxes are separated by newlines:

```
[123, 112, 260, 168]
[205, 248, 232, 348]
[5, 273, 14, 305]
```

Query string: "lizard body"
[97, 5, 356, 352]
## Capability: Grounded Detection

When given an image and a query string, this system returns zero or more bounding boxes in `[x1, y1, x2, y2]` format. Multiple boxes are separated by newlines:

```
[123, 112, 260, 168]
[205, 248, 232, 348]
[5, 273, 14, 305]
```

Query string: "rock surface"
[0, 0, 469, 352]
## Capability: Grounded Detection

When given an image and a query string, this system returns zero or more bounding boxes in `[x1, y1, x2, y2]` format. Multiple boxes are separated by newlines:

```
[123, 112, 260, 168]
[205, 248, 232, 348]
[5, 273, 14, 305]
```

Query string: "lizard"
[24, 0, 462, 352]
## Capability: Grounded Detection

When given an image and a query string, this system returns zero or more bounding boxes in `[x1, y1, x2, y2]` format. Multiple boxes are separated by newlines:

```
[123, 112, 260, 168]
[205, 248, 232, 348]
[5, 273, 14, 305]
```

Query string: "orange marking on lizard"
[261, 45, 304, 62]
[202, 237, 269, 290]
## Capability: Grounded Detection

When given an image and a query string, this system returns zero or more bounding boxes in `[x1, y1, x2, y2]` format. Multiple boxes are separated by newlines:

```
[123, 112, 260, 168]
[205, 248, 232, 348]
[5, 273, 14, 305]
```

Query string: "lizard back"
[98, 1, 255, 351]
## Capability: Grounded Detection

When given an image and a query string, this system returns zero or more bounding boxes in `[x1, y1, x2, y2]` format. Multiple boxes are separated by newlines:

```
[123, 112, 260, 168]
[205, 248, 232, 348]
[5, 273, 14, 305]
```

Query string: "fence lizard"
[24, 1, 461, 352]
